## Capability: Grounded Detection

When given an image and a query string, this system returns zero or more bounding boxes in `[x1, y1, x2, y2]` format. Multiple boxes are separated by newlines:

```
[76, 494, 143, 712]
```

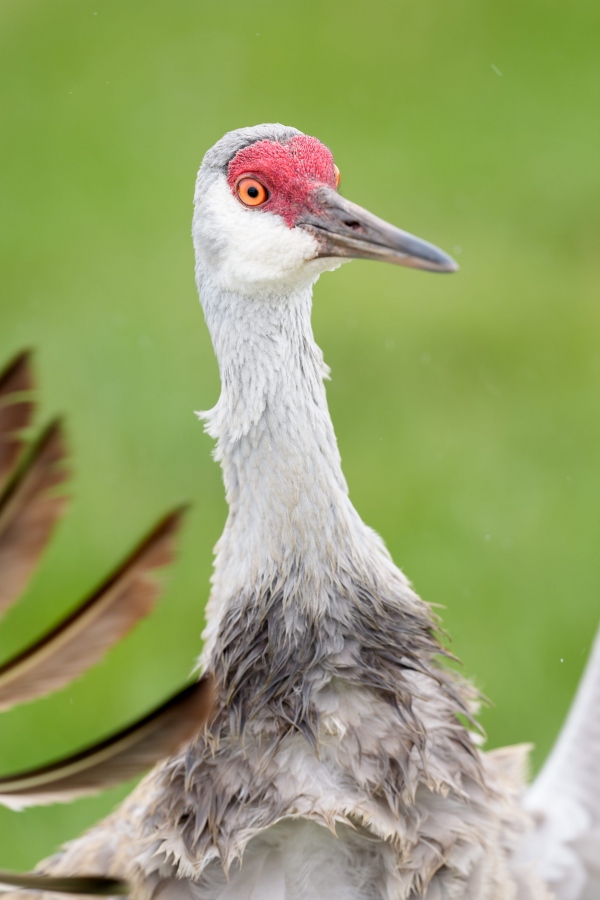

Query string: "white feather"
[520, 626, 600, 899]
[155, 821, 392, 900]
[192, 177, 344, 296]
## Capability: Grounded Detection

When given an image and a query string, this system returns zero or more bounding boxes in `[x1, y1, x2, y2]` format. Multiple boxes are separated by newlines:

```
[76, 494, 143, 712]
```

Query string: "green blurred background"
[1, 0, 599, 868]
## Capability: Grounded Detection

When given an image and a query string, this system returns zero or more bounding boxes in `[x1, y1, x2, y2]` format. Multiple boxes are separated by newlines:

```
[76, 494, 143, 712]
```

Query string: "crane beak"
[297, 186, 458, 273]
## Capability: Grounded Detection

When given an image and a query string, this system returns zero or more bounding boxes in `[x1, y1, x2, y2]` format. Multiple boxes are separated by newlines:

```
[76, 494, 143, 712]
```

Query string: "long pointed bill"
[298, 186, 458, 273]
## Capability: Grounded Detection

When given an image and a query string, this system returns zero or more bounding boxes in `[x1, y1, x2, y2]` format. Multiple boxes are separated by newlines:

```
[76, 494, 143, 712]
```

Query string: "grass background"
[1, 0, 599, 868]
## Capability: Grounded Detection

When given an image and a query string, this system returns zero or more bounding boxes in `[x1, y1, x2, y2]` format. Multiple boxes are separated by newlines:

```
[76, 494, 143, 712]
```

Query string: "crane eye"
[333, 165, 341, 189]
[236, 177, 269, 207]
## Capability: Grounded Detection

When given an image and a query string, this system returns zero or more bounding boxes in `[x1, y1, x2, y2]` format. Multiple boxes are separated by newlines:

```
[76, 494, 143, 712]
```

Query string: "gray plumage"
[3, 125, 599, 899]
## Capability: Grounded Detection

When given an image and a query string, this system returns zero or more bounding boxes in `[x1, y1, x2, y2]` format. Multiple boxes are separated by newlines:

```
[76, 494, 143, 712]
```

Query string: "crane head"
[192, 124, 457, 295]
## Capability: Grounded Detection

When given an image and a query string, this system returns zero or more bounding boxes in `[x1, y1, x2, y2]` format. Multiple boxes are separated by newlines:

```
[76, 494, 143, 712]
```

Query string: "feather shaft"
[0, 675, 215, 809]
[0, 421, 68, 618]
[0, 869, 129, 896]
[0, 509, 186, 711]
[0, 351, 35, 496]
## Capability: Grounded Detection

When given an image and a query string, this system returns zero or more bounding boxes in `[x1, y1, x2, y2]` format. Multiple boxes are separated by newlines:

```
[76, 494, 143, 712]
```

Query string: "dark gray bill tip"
[404, 243, 459, 274]
[389, 231, 458, 273]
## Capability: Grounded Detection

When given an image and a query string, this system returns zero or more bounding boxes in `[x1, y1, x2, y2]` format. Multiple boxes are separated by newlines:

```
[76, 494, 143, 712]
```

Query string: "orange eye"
[333, 164, 341, 188]
[236, 177, 269, 207]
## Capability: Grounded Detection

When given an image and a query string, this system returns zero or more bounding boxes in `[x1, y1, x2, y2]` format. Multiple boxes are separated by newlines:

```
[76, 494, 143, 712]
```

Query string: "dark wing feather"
[0, 675, 215, 809]
[0, 421, 69, 618]
[0, 509, 186, 711]
[0, 350, 35, 495]
[0, 870, 129, 896]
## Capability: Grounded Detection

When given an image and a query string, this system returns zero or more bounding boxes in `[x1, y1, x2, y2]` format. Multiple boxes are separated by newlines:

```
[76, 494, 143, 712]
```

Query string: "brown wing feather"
[0, 870, 129, 896]
[0, 675, 215, 809]
[0, 421, 69, 618]
[0, 508, 186, 712]
[0, 350, 35, 496]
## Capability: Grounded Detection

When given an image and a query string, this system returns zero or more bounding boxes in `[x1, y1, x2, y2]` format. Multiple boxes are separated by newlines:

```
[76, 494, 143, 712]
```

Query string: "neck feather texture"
[196, 277, 419, 654]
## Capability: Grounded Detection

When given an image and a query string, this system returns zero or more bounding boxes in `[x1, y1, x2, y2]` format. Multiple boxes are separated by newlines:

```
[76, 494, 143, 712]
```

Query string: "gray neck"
[195, 276, 450, 743]
[197, 277, 380, 607]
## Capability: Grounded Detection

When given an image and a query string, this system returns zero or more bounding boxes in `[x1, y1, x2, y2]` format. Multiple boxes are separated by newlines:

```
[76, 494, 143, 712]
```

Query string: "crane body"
[1, 124, 598, 900]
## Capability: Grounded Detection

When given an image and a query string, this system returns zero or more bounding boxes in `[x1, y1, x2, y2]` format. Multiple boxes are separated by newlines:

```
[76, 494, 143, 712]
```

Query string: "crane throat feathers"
[193, 177, 346, 294]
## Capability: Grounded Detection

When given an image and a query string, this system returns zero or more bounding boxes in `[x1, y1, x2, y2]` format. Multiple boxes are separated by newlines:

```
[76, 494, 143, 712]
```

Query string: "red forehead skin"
[227, 136, 337, 228]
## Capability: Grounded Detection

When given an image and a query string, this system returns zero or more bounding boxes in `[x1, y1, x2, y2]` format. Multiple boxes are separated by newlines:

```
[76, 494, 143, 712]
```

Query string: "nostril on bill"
[344, 220, 362, 231]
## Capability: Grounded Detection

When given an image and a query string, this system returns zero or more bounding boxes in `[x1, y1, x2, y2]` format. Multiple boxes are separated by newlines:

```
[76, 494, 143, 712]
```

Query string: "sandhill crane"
[0, 123, 598, 900]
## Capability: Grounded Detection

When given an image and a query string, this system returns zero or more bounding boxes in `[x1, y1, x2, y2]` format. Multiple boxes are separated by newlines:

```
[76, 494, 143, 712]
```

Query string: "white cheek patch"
[194, 177, 321, 293]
